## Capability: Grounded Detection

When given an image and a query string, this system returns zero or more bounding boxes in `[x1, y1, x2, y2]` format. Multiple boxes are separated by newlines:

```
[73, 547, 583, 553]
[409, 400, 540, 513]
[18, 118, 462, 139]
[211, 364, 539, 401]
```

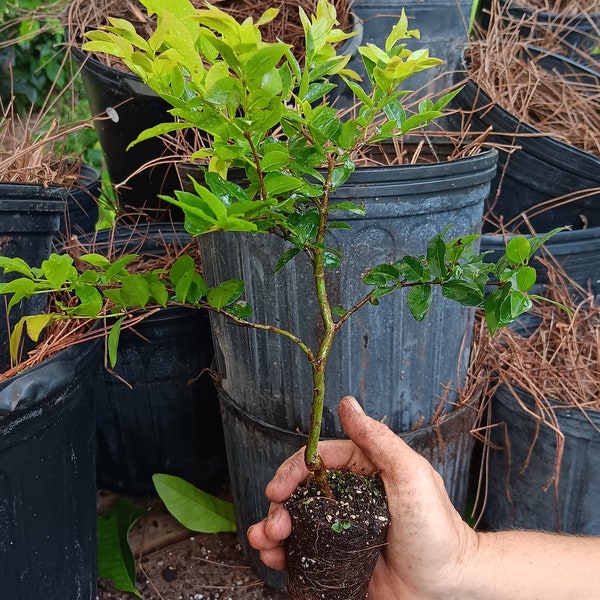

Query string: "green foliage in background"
[0, 0, 102, 167]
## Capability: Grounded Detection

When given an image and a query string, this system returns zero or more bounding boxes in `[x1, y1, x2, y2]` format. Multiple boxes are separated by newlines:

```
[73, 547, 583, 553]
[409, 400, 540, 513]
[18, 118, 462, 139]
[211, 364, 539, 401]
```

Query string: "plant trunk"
[285, 470, 389, 600]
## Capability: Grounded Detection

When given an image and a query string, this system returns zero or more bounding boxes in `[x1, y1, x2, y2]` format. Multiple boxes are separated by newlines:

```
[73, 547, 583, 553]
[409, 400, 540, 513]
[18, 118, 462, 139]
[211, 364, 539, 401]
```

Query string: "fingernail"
[343, 395, 364, 415]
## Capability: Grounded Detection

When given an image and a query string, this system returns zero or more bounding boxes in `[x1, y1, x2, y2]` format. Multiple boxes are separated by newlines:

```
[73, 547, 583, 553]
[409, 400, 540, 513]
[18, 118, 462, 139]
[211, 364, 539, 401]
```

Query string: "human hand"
[247, 395, 478, 599]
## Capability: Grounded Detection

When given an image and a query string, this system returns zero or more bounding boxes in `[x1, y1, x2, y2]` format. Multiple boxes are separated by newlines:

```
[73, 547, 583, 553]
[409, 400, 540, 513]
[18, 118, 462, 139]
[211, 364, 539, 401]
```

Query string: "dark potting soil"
[285, 470, 390, 600]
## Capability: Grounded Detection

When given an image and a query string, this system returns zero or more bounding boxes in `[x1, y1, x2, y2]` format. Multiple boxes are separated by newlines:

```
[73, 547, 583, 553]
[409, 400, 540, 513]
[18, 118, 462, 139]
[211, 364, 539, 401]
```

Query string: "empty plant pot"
[85, 224, 227, 494]
[482, 383, 600, 534]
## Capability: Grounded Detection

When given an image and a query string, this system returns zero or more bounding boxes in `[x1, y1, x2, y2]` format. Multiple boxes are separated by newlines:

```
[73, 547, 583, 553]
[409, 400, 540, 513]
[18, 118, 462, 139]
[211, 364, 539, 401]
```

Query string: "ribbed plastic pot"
[88, 224, 227, 494]
[71, 46, 180, 218]
[220, 385, 482, 588]
[454, 48, 600, 233]
[482, 383, 600, 534]
[0, 336, 101, 600]
[199, 147, 498, 435]
[0, 183, 65, 372]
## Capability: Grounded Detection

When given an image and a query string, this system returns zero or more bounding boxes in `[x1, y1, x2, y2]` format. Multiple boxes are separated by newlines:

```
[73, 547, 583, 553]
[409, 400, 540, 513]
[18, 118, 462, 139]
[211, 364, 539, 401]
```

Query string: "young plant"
[0, 0, 561, 484]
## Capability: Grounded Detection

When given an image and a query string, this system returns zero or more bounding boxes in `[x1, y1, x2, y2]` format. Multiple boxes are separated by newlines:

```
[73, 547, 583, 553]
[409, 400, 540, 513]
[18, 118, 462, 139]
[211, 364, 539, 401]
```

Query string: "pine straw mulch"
[469, 258, 600, 502]
[504, 0, 600, 13]
[0, 220, 202, 381]
[462, 17, 600, 158]
[0, 95, 92, 185]
[65, 0, 353, 70]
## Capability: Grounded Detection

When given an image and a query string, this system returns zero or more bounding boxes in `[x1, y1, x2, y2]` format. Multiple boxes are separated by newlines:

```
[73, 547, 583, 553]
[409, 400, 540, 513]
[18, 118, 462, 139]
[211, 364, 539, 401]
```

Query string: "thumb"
[338, 395, 414, 472]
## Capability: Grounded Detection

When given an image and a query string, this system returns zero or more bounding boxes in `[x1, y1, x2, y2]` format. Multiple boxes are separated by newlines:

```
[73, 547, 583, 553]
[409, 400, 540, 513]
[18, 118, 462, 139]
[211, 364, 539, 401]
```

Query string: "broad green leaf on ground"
[97, 498, 145, 598]
[152, 474, 237, 533]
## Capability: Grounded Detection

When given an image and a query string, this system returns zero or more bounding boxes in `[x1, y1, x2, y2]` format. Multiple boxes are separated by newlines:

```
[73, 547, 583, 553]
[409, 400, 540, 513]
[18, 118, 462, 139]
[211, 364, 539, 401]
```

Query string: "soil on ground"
[96, 490, 289, 600]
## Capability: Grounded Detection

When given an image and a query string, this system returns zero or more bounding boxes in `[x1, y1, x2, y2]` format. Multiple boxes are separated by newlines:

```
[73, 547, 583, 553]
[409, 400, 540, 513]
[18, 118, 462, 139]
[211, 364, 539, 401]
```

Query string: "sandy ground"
[96, 491, 289, 600]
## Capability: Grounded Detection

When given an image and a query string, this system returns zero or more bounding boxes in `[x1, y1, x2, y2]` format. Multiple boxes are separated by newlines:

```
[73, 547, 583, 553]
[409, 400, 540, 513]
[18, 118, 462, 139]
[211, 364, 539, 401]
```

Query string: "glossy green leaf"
[329, 201, 365, 215]
[427, 235, 446, 279]
[107, 318, 123, 368]
[515, 266, 537, 292]
[207, 279, 244, 310]
[153, 474, 236, 533]
[441, 281, 484, 306]
[274, 247, 302, 272]
[506, 236, 531, 265]
[97, 498, 145, 599]
[170, 255, 196, 286]
[397, 255, 425, 282]
[226, 301, 253, 319]
[407, 284, 432, 321]
[120, 275, 151, 307]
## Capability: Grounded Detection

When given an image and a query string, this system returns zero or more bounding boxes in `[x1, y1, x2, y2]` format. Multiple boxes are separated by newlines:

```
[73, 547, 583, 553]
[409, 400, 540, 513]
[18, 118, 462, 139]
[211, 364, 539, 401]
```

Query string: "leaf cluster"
[82, 0, 458, 240]
[360, 227, 565, 334]
[0, 227, 565, 367]
[0, 251, 248, 367]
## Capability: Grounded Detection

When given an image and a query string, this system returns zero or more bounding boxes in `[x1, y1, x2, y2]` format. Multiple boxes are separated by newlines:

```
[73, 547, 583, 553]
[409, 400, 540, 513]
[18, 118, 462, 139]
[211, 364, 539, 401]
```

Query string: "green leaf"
[330, 160, 355, 190]
[397, 255, 425, 282]
[0, 256, 34, 278]
[407, 284, 432, 321]
[515, 266, 537, 292]
[97, 498, 145, 598]
[170, 255, 196, 286]
[108, 318, 123, 368]
[510, 290, 533, 319]
[506, 236, 531, 265]
[73, 285, 104, 317]
[426, 234, 447, 279]
[152, 474, 236, 533]
[207, 279, 244, 310]
[41, 254, 76, 288]
[80, 253, 113, 269]
[274, 247, 301, 272]
[441, 281, 484, 306]
[323, 250, 341, 269]
[226, 301, 253, 319]
[120, 275, 151, 307]
[263, 172, 304, 196]
[22, 314, 55, 342]
[329, 201, 365, 215]
[9, 317, 26, 363]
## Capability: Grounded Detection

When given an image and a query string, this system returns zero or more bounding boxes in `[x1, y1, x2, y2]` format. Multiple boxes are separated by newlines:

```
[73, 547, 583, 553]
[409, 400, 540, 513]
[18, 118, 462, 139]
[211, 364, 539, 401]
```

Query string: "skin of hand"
[248, 396, 600, 600]
[247, 395, 478, 599]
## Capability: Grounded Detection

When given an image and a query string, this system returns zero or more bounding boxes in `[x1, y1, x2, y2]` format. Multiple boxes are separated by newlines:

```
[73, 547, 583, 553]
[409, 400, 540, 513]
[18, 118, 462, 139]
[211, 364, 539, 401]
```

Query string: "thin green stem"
[304, 156, 336, 480]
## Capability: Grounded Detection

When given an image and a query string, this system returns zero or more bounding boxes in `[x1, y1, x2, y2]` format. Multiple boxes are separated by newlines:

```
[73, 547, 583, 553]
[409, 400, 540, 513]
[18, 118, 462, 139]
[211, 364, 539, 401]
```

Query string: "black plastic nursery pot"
[196, 147, 497, 586]
[199, 147, 498, 435]
[0, 336, 101, 600]
[58, 163, 102, 238]
[482, 383, 600, 534]
[95, 306, 226, 495]
[454, 47, 600, 234]
[500, 0, 600, 60]
[221, 385, 482, 588]
[0, 183, 65, 372]
[71, 46, 181, 219]
[86, 224, 227, 495]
